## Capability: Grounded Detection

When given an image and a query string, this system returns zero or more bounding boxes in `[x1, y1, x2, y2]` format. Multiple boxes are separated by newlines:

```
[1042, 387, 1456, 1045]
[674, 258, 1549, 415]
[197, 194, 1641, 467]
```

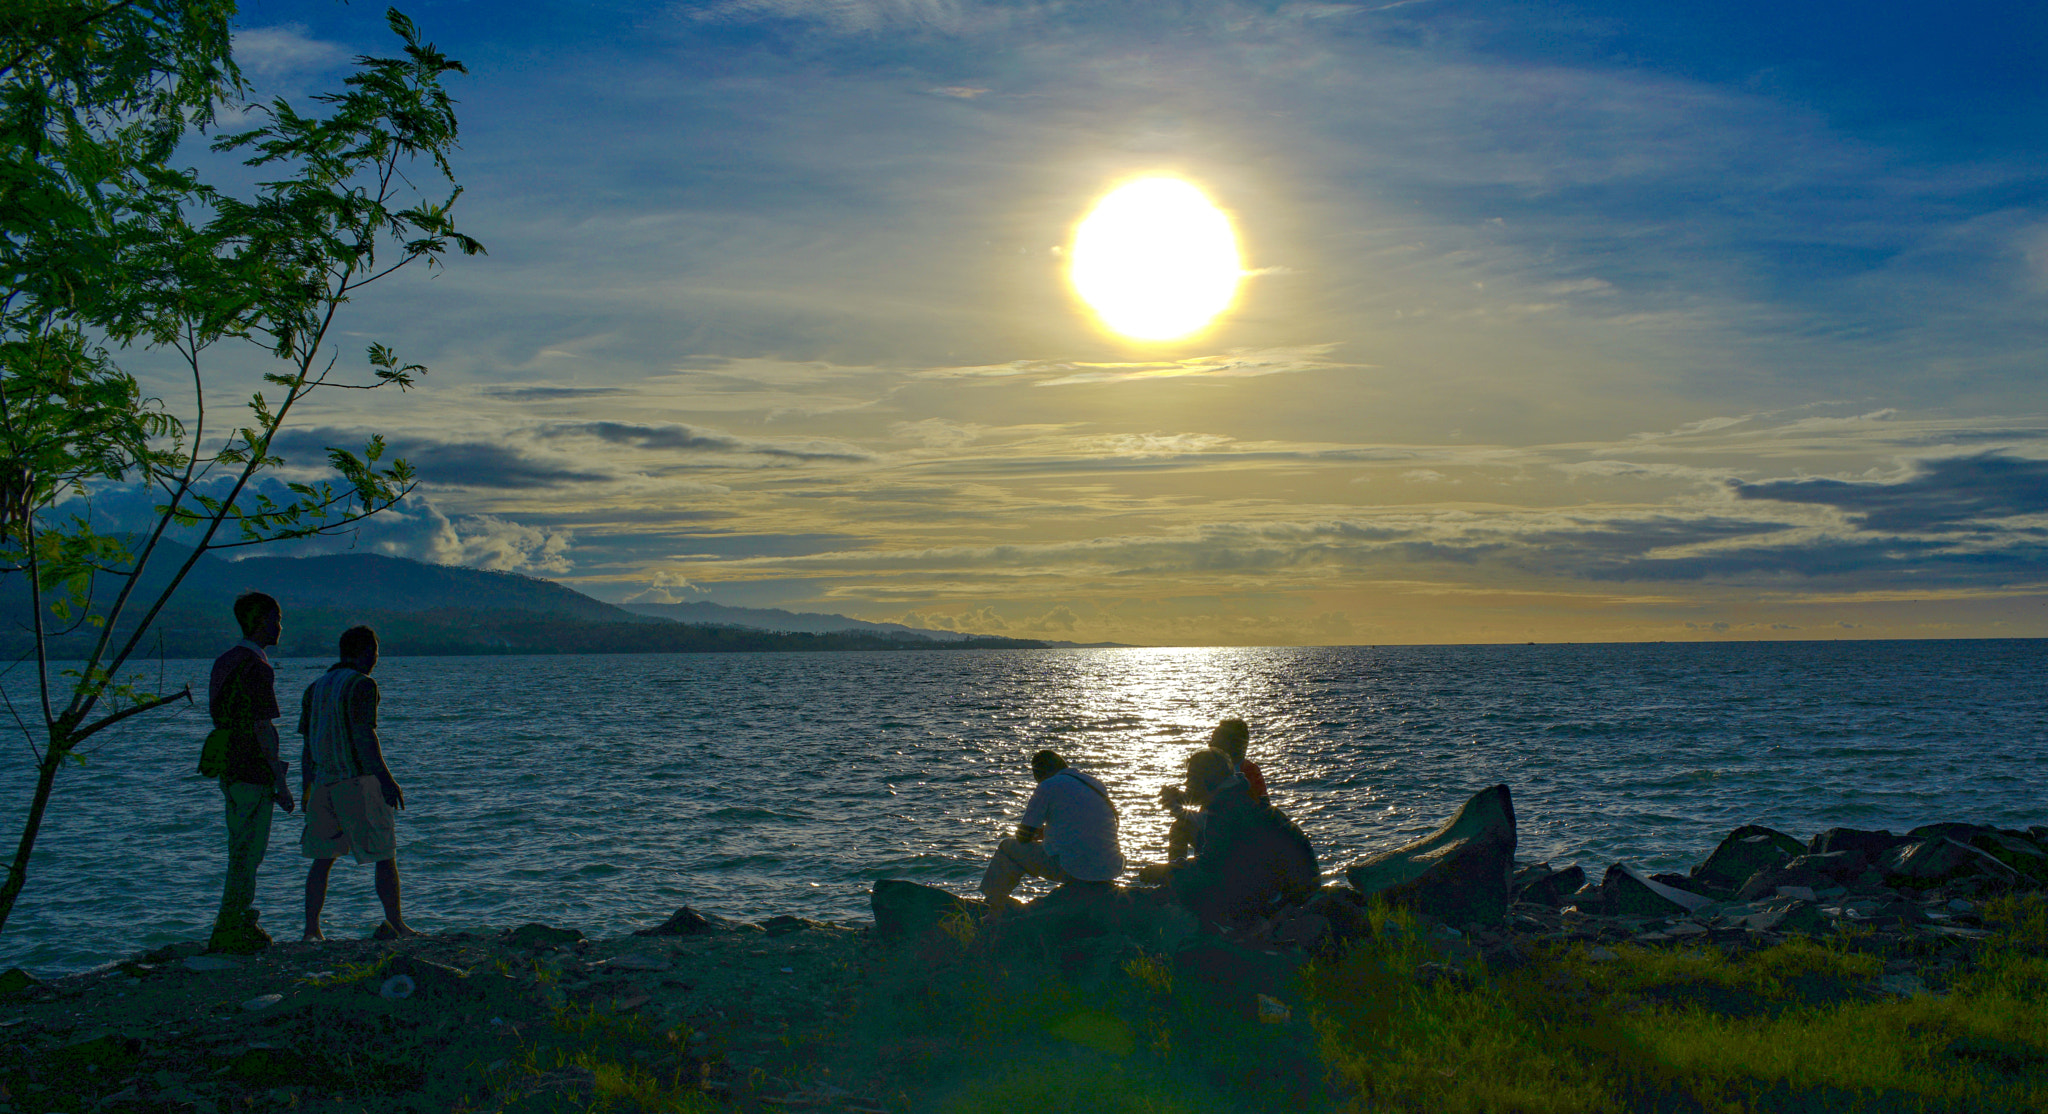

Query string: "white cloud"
[232, 25, 346, 76]
[623, 571, 709, 604]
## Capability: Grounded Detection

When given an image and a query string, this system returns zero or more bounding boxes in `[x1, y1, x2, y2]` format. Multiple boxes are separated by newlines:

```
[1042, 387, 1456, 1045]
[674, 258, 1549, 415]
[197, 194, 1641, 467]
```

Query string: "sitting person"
[1210, 718, 1268, 803]
[1159, 717, 1266, 861]
[1142, 748, 1317, 924]
[980, 749, 1123, 907]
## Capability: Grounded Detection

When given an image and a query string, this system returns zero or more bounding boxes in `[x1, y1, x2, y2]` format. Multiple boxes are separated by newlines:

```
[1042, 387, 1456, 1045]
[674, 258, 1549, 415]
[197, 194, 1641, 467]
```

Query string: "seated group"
[979, 719, 1319, 924]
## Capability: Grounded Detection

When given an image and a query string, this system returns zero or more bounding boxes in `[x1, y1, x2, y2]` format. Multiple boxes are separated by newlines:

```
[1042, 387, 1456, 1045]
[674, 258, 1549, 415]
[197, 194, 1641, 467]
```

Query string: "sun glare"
[1068, 176, 1243, 342]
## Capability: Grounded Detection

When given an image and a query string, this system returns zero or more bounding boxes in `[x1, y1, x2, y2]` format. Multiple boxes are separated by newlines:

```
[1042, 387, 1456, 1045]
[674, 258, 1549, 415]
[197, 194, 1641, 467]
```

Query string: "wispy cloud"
[919, 345, 1360, 386]
[543, 421, 872, 461]
[231, 24, 346, 76]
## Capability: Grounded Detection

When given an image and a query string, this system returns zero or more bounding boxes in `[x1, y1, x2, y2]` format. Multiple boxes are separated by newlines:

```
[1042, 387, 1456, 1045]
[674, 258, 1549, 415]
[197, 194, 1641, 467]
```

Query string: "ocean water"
[1, 640, 2042, 974]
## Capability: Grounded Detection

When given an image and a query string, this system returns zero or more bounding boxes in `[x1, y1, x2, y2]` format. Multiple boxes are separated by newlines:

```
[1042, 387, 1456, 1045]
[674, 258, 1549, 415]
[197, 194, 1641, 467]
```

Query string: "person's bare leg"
[373, 858, 417, 936]
[303, 857, 336, 940]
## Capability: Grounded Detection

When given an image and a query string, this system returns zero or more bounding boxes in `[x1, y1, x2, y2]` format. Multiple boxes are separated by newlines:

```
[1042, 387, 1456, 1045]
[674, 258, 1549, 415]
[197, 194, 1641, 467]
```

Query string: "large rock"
[633, 906, 735, 937]
[1513, 864, 1586, 908]
[871, 879, 980, 939]
[1603, 862, 1714, 916]
[1344, 784, 1517, 927]
[1881, 838, 2020, 891]
[1690, 825, 1805, 896]
[1969, 831, 2048, 887]
[1809, 827, 1902, 859]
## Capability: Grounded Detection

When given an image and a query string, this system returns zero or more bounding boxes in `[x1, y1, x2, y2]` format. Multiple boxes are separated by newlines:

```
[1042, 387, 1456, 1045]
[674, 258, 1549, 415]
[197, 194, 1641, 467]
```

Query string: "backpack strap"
[1058, 768, 1113, 808]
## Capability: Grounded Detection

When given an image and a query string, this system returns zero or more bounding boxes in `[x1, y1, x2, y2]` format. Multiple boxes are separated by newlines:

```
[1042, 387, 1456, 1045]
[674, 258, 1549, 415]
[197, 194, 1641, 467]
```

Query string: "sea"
[1, 640, 2043, 975]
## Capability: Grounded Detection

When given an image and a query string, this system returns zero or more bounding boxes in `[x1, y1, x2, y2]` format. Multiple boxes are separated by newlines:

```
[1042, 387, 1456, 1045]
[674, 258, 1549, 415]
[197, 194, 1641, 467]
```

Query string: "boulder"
[1969, 832, 2048, 887]
[1691, 825, 1805, 896]
[0, 968, 37, 996]
[1738, 858, 1830, 903]
[1514, 864, 1586, 908]
[1881, 838, 2021, 891]
[1809, 827, 1902, 859]
[504, 923, 584, 949]
[1603, 862, 1714, 916]
[1797, 850, 1871, 883]
[871, 879, 979, 939]
[1344, 784, 1517, 926]
[633, 906, 735, 937]
[1907, 822, 1991, 844]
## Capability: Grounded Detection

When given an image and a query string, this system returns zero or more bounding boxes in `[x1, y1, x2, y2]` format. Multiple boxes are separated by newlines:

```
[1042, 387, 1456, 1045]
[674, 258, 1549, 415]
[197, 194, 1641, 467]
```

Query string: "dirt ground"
[0, 915, 879, 1113]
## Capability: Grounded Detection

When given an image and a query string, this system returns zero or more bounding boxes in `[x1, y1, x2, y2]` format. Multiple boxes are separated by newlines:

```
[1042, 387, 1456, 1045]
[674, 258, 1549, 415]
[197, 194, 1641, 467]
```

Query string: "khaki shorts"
[301, 776, 397, 864]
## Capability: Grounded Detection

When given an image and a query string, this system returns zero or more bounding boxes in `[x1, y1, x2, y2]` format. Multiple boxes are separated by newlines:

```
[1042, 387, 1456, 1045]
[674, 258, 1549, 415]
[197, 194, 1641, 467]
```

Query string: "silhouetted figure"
[1159, 718, 1265, 862]
[980, 749, 1123, 907]
[299, 626, 416, 940]
[1144, 748, 1317, 924]
[1210, 718, 1268, 803]
[208, 592, 294, 954]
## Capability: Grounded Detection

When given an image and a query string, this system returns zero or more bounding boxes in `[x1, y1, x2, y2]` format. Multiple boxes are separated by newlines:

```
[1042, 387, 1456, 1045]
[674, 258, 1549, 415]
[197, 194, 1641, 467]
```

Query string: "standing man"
[980, 749, 1123, 907]
[299, 626, 416, 940]
[209, 591, 294, 954]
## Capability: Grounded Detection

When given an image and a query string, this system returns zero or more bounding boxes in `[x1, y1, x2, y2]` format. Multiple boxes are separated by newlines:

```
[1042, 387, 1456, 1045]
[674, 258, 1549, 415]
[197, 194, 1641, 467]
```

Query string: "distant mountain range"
[0, 545, 1051, 658]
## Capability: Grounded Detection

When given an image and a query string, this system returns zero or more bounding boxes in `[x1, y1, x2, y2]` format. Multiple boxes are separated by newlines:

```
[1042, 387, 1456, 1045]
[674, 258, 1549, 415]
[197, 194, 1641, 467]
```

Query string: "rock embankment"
[870, 786, 2044, 1002]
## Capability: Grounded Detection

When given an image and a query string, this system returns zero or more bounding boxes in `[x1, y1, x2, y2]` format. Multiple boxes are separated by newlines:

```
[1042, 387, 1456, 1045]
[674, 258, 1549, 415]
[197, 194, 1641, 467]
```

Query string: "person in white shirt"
[979, 749, 1123, 907]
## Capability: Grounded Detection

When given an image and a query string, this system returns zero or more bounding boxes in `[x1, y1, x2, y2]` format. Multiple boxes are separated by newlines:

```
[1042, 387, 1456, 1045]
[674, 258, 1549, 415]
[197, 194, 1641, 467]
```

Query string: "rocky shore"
[2, 787, 2042, 1112]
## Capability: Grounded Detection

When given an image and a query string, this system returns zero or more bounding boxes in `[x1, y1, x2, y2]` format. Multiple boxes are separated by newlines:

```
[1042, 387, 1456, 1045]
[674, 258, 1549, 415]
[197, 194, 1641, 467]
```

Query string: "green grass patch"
[1302, 898, 2048, 1113]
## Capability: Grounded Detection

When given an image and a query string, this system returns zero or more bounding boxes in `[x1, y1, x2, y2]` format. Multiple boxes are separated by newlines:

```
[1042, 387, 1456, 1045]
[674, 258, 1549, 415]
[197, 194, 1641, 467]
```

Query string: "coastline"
[3, 876, 2042, 1113]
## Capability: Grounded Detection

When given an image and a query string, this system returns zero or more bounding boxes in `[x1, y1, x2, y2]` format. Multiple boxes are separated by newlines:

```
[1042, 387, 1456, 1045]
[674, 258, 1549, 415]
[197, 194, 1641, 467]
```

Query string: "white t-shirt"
[1019, 769, 1123, 882]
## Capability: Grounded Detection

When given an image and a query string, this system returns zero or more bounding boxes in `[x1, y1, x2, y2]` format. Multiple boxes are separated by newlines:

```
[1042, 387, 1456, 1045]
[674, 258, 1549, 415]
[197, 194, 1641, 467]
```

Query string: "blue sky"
[158, 0, 2048, 643]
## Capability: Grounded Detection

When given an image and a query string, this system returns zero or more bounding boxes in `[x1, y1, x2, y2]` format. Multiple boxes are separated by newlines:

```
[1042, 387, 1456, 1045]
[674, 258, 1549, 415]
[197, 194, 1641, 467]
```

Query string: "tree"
[0, 2, 482, 933]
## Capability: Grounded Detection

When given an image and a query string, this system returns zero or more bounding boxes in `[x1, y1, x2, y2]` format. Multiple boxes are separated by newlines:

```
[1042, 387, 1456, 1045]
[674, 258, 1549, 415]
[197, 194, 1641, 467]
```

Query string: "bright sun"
[1068, 176, 1243, 342]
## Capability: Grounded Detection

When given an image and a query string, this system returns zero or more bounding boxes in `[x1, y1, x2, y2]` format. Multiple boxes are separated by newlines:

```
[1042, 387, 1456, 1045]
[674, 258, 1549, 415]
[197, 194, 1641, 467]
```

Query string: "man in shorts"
[979, 749, 1123, 907]
[298, 626, 416, 940]
[209, 591, 294, 954]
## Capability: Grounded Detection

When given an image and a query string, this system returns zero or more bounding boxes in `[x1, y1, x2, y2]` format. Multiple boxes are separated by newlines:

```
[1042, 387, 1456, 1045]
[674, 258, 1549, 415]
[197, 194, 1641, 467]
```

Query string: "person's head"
[234, 591, 281, 646]
[1210, 719, 1250, 763]
[1184, 747, 1235, 805]
[1031, 749, 1069, 782]
[338, 625, 378, 673]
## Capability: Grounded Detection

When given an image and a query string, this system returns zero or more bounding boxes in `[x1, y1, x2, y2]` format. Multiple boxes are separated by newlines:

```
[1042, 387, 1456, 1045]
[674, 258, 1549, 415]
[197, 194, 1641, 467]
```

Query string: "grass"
[1303, 894, 2048, 1113]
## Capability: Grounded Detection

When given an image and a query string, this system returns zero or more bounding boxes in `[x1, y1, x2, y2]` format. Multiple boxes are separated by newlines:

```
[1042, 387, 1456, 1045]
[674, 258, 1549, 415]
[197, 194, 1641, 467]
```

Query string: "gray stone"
[1344, 784, 1517, 926]
[242, 993, 284, 1012]
[0, 968, 37, 995]
[1603, 862, 1714, 916]
[1691, 825, 1805, 895]
[871, 879, 979, 939]
[1882, 838, 2021, 891]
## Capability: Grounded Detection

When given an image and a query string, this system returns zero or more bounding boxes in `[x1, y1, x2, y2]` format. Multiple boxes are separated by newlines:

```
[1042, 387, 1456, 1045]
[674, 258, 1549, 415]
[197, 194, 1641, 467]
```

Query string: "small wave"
[704, 806, 808, 821]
